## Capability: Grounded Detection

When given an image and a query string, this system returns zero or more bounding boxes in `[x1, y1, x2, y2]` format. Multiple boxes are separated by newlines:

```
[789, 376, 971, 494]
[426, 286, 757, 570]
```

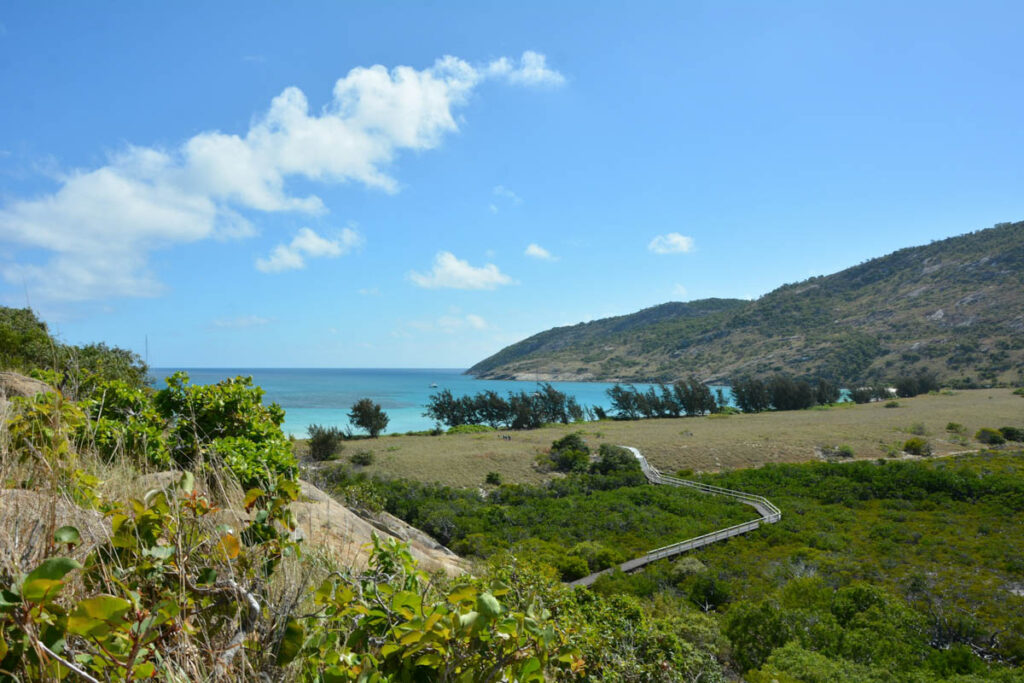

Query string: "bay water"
[153, 368, 731, 437]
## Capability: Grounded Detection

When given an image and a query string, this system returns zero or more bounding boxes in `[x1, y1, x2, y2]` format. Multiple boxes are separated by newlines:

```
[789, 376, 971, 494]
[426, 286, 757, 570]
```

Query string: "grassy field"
[302, 388, 1024, 488]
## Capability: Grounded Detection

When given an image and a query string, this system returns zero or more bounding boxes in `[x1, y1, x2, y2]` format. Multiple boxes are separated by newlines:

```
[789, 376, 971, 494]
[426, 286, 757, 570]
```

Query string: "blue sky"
[2, 1, 1023, 367]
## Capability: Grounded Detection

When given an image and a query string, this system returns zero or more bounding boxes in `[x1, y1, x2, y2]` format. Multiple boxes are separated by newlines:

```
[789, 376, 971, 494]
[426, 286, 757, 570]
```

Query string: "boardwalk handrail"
[569, 446, 781, 586]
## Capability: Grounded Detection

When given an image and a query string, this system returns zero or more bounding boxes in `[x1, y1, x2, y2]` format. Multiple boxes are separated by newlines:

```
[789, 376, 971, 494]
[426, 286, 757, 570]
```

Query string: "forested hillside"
[468, 221, 1024, 385]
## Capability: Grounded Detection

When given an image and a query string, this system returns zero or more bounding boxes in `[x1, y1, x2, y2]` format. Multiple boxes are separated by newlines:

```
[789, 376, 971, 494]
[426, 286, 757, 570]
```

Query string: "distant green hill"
[468, 221, 1024, 385]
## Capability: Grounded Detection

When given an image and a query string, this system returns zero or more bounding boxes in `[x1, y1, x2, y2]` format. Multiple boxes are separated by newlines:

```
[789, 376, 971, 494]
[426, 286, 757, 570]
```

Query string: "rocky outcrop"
[0, 371, 54, 399]
[293, 480, 468, 576]
[0, 489, 109, 569]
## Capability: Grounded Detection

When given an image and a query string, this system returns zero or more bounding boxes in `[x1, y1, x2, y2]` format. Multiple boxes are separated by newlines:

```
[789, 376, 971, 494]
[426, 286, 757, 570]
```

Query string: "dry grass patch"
[311, 388, 1024, 487]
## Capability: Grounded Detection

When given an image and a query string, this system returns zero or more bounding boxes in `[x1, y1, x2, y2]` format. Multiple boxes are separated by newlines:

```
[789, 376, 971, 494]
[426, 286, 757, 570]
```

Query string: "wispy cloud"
[485, 51, 566, 86]
[489, 185, 523, 214]
[357, 287, 381, 296]
[524, 243, 557, 261]
[212, 315, 271, 328]
[408, 312, 491, 334]
[409, 251, 515, 290]
[648, 232, 695, 254]
[256, 227, 362, 273]
[493, 185, 522, 204]
[0, 52, 563, 301]
[672, 284, 688, 297]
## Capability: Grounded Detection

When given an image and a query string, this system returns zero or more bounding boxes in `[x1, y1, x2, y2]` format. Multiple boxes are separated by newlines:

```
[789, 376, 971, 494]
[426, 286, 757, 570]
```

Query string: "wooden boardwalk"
[569, 447, 782, 587]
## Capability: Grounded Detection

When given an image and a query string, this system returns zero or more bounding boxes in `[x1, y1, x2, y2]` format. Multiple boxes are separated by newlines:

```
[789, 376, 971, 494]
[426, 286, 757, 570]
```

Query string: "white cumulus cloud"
[256, 227, 362, 273]
[0, 52, 563, 301]
[524, 243, 557, 261]
[408, 251, 515, 290]
[648, 232, 695, 254]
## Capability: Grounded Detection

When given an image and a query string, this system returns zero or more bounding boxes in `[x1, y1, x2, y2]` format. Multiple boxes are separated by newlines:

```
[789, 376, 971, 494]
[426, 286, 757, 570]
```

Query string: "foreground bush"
[155, 371, 296, 487]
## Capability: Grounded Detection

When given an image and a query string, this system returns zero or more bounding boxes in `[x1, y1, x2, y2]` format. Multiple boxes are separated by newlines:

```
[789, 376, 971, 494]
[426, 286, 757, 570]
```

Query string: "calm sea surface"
[152, 368, 731, 437]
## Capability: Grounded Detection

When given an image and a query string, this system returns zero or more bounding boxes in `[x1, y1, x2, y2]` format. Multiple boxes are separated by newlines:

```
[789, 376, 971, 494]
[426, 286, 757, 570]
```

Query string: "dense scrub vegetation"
[589, 454, 1024, 680]
[1, 306, 149, 397]
[323, 454, 752, 582]
[322, 447, 1024, 680]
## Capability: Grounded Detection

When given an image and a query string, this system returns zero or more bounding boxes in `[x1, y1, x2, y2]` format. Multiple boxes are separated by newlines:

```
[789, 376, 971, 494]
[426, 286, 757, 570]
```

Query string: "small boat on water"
[430, 383, 439, 388]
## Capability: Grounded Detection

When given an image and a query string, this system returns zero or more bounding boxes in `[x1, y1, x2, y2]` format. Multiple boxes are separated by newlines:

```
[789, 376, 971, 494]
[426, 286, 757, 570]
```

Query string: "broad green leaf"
[53, 526, 81, 547]
[519, 656, 542, 679]
[447, 585, 476, 604]
[144, 545, 175, 561]
[243, 488, 264, 510]
[276, 619, 304, 666]
[0, 589, 21, 611]
[176, 471, 195, 494]
[423, 611, 444, 632]
[133, 662, 156, 679]
[415, 652, 441, 668]
[67, 595, 132, 637]
[22, 557, 81, 603]
[477, 592, 502, 617]
[398, 630, 423, 646]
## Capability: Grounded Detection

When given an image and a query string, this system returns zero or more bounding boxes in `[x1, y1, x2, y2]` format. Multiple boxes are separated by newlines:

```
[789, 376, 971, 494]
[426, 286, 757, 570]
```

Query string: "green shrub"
[946, 422, 966, 434]
[447, 424, 496, 434]
[350, 450, 374, 466]
[975, 427, 1006, 445]
[86, 380, 170, 467]
[903, 437, 932, 456]
[689, 574, 731, 611]
[1013, 387, 1024, 396]
[821, 444, 854, 458]
[998, 426, 1023, 442]
[884, 400, 900, 408]
[670, 556, 707, 582]
[907, 422, 927, 436]
[307, 423, 345, 460]
[154, 372, 296, 488]
[208, 436, 296, 487]
[569, 540, 624, 572]
[590, 444, 639, 475]
[556, 553, 590, 581]
[548, 431, 591, 473]
[485, 471, 502, 486]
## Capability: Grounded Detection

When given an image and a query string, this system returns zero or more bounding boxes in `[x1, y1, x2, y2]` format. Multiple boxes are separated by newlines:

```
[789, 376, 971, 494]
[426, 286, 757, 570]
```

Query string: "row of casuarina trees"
[424, 369, 940, 430]
[608, 375, 841, 417]
[424, 385, 587, 430]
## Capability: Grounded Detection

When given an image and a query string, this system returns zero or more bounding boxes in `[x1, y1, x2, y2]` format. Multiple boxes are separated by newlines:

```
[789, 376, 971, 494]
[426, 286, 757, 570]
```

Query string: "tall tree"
[349, 398, 390, 438]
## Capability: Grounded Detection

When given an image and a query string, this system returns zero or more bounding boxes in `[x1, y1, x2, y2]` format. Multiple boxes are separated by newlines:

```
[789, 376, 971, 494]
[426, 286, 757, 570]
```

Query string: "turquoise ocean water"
[153, 368, 730, 437]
